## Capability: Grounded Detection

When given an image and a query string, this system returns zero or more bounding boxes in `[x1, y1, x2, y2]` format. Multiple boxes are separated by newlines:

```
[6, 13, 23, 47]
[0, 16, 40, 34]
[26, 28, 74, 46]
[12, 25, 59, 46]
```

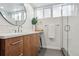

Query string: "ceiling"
[30, 3, 61, 8]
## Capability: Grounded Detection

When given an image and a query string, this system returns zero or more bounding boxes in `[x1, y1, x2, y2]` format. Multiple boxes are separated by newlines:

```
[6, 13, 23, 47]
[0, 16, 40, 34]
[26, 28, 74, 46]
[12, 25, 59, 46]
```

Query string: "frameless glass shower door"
[62, 4, 79, 56]
[62, 4, 74, 56]
[62, 16, 69, 56]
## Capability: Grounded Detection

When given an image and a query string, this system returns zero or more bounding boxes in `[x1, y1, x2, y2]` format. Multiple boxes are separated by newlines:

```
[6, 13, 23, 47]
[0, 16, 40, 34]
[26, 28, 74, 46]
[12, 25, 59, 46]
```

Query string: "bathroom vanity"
[0, 31, 42, 56]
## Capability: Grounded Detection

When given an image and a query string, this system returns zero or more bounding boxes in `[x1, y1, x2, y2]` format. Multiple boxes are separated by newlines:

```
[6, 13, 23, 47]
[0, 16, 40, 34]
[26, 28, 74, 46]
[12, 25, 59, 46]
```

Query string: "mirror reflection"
[0, 3, 27, 26]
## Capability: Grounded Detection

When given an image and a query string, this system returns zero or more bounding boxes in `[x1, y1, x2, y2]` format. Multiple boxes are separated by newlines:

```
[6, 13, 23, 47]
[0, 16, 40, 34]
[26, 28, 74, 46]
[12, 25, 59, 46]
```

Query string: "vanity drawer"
[0, 36, 23, 56]
[5, 42, 23, 56]
[5, 36, 23, 47]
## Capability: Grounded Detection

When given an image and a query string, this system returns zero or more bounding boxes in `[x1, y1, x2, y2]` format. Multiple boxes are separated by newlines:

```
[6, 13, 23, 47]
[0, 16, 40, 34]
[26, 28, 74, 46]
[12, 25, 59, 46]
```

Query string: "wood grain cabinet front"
[0, 33, 40, 56]
[23, 33, 40, 56]
[0, 36, 23, 56]
[23, 35, 32, 56]
[30, 34, 40, 56]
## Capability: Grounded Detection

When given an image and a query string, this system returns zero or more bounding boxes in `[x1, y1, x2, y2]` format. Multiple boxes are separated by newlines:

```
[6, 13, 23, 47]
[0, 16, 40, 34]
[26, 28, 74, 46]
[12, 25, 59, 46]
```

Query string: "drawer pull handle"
[11, 40, 23, 45]
[19, 53, 23, 56]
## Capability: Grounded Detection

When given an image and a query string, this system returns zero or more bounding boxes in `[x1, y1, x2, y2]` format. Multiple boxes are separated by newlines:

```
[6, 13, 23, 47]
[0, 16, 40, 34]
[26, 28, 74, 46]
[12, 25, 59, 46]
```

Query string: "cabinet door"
[23, 35, 31, 56]
[23, 34, 40, 56]
[30, 34, 40, 56]
[35, 34, 40, 53]
[30, 34, 37, 56]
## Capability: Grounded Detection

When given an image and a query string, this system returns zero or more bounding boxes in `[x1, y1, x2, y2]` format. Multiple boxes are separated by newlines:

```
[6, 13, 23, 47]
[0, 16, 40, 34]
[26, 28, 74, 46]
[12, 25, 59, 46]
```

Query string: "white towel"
[48, 24, 55, 39]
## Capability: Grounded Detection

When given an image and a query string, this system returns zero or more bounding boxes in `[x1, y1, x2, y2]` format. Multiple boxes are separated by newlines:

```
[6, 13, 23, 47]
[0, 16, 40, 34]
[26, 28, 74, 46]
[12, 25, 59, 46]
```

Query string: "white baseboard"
[42, 46, 61, 50]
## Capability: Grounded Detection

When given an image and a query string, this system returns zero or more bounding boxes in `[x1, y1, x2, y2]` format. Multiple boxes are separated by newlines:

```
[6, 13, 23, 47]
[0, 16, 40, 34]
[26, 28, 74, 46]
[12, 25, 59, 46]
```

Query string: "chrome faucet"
[14, 30, 17, 33]
[18, 26, 22, 32]
[18, 26, 20, 32]
[14, 26, 22, 33]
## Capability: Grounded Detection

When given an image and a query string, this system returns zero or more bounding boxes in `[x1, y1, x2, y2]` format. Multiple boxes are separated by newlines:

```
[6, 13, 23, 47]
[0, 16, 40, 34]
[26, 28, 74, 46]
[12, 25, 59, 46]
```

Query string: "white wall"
[37, 17, 62, 50]
[0, 3, 34, 33]
[22, 4, 34, 32]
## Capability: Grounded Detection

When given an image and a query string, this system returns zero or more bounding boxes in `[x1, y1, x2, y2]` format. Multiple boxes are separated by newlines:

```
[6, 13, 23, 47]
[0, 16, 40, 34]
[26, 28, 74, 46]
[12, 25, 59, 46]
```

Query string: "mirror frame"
[0, 4, 27, 26]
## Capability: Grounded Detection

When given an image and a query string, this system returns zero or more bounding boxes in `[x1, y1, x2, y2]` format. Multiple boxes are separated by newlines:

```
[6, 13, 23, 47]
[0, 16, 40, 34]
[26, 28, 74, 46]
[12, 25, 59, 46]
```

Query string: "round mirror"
[0, 3, 27, 26]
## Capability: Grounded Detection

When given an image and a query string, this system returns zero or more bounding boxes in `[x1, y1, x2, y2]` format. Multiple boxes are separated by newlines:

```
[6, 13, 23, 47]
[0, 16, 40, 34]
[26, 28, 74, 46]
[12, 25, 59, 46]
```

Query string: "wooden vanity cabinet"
[23, 33, 40, 56]
[0, 36, 23, 56]
[0, 33, 41, 56]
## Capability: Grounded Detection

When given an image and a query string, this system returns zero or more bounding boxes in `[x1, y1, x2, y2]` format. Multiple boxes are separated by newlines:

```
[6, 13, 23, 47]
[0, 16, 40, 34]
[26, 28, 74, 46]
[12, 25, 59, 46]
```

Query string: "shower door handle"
[64, 25, 68, 32]
[64, 25, 70, 32]
[67, 25, 70, 32]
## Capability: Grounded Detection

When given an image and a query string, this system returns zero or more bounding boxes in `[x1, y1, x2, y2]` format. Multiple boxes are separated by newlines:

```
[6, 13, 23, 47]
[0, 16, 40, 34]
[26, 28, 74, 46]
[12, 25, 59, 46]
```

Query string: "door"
[62, 4, 79, 56]
[62, 5, 70, 56]
[62, 16, 69, 56]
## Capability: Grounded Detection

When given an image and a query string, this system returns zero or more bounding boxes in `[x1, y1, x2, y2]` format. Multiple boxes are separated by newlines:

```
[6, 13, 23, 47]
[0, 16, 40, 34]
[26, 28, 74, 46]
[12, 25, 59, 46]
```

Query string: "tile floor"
[38, 48, 63, 56]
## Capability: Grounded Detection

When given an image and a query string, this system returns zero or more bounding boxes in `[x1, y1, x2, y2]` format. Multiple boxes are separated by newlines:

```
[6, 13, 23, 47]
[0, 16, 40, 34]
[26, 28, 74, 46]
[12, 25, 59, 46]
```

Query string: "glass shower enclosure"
[62, 4, 79, 56]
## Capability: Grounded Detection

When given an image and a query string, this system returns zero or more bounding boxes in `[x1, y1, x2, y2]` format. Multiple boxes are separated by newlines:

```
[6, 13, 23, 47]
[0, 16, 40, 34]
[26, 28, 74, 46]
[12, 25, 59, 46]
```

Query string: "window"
[18, 13, 21, 21]
[53, 6, 61, 17]
[24, 12, 26, 19]
[62, 5, 69, 16]
[12, 12, 22, 21]
[44, 8, 51, 18]
[62, 5, 74, 16]
[34, 4, 75, 19]
[35, 8, 43, 19]
[14, 13, 18, 21]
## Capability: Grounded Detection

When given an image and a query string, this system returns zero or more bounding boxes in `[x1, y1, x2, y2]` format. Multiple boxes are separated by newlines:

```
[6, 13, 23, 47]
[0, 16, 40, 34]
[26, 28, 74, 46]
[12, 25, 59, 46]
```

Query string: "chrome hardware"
[64, 25, 70, 32]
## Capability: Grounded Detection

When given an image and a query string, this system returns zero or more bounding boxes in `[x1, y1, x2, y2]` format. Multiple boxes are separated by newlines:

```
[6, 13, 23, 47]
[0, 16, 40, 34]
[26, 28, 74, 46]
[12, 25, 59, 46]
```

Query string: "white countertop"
[0, 31, 43, 39]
